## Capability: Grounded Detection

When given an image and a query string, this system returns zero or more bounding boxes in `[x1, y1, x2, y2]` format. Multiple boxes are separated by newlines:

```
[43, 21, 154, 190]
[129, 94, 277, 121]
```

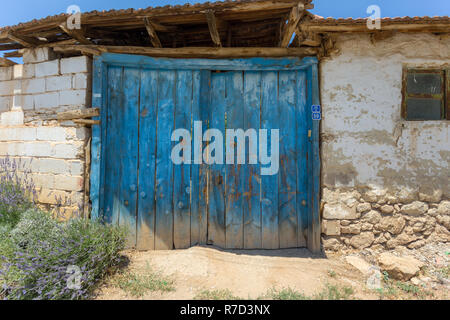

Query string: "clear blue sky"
[0, 0, 449, 28]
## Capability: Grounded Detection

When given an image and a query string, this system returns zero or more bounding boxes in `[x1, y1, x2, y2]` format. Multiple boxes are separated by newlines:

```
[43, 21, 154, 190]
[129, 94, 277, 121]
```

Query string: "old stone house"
[0, 0, 448, 252]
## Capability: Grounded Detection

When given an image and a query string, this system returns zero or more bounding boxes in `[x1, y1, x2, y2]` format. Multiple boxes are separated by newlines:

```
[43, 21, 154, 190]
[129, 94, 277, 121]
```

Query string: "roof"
[0, 0, 448, 62]
[300, 15, 450, 32]
[311, 15, 450, 24]
[0, 0, 312, 50]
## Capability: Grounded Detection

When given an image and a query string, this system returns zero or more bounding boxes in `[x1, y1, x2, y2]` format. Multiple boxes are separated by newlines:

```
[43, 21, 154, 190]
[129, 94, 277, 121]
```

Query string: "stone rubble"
[322, 188, 449, 253]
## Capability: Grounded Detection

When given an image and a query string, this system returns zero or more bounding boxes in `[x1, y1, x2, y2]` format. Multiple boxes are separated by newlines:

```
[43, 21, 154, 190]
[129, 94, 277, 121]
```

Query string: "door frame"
[90, 53, 321, 252]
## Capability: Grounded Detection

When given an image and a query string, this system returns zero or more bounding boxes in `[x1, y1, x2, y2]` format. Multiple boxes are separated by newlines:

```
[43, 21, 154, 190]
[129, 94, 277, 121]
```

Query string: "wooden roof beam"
[206, 10, 222, 47]
[59, 23, 93, 45]
[144, 18, 162, 48]
[52, 44, 319, 58]
[138, 18, 178, 32]
[3, 50, 21, 58]
[279, 3, 305, 47]
[0, 57, 17, 66]
[6, 32, 44, 47]
[0, 43, 24, 51]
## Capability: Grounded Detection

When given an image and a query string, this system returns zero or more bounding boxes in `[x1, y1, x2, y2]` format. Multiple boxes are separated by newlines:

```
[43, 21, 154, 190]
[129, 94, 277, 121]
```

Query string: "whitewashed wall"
[320, 33, 450, 251]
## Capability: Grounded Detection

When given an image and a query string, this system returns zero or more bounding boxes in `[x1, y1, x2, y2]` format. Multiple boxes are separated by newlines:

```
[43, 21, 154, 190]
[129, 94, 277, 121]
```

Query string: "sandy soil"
[95, 246, 381, 300]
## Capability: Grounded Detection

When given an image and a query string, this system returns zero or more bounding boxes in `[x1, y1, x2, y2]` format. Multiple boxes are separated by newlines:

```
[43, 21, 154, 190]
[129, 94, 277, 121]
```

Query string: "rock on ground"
[378, 252, 424, 281]
[345, 256, 373, 275]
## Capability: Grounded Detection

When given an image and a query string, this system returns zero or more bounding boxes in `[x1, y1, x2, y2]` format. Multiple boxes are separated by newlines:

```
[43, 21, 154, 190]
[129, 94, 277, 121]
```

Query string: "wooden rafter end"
[206, 10, 222, 47]
[0, 57, 17, 67]
[279, 3, 305, 48]
[59, 23, 93, 45]
[144, 18, 162, 48]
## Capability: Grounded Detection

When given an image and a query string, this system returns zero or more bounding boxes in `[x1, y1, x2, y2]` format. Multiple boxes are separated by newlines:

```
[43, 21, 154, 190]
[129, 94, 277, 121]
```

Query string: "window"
[402, 67, 449, 120]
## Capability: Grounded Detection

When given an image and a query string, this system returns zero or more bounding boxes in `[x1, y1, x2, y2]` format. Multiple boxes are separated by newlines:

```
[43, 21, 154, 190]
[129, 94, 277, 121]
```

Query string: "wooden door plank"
[208, 72, 226, 248]
[260, 71, 279, 249]
[137, 69, 158, 250]
[104, 66, 123, 226]
[173, 70, 193, 249]
[90, 57, 103, 220]
[225, 71, 244, 249]
[155, 70, 176, 250]
[193, 70, 211, 246]
[308, 63, 321, 253]
[278, 71, 298, 249]
[120, 67, 140, 248]
[190, 70, 202, 246]
[243, 71, 262, 249]
[295, 70, 308, 247]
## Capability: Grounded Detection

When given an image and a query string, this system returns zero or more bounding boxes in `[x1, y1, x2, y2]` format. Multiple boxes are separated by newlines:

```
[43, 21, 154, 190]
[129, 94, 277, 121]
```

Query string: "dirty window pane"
[406, 98, 443, 120]
[406, 73, 442, 95]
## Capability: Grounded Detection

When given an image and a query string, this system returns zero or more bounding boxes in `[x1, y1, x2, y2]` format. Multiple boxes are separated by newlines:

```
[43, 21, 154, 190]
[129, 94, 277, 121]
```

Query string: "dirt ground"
[94, 245, 449, 300]
[94, 246, 380, 300]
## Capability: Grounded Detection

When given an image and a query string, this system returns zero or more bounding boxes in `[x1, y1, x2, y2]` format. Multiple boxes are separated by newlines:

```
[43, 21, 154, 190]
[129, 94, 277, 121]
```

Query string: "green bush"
[9, 209, 62, 250]
[0, 157, 36, 227]
[0, 211, 127, 300]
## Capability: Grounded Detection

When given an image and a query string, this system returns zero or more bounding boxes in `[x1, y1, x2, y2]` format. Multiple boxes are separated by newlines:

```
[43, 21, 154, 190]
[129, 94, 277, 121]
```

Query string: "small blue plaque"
[312, 112, 321, 120]
[312, 105, 321, 113]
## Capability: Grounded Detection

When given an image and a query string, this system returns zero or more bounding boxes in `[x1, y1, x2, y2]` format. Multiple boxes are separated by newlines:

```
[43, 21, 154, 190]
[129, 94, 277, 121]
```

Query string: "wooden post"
[279, 4, 305, 47]
[206, 10, 222, 47]
[6, 32, 44, 47]
[59, 23, 92, 45]
[144, 18, 162, 48]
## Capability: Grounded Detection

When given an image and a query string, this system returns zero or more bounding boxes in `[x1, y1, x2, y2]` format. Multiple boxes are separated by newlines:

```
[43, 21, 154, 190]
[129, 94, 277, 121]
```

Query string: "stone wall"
[0, 48, 92, 218]
[321, 187, 450, 252]
[320, 33, 450, 252]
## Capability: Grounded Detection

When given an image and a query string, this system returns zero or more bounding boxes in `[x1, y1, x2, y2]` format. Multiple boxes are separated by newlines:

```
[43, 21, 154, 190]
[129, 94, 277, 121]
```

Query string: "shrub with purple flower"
[1, 214, 126, 300]
[0, 157, 127, 300]
[0, 157, 36, 227]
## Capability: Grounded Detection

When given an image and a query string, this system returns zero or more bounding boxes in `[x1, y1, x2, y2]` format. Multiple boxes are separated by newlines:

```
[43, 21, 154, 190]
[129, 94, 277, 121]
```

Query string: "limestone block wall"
[320, 33, 450, 252]
[0, 48, 92, 218]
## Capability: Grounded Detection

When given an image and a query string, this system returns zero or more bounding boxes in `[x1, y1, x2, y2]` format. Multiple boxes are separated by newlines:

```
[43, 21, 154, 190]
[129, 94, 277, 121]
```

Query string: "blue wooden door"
[92, 54, 321, 252]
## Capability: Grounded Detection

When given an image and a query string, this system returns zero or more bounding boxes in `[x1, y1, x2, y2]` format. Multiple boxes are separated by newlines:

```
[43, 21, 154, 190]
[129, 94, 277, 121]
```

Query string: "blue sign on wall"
[311, 105, 321, 113]
[312, 105, 321, 120]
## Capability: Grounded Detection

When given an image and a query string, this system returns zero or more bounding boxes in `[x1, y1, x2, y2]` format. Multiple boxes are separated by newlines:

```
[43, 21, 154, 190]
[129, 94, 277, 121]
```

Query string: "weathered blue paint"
[189, 71, 202, 246]
[243, 71, 262, 249]
[91, 53, 321, 252]
[278, 71, 298, 249]
[260, 71, 280, 249]
[120, 67, 140, 247]
[90, 56, 103, 220]
[155, 71, 176, 250]
[225, 71, 244, 249]
[196, 70, 211, 246]
[136, 69, 158, 250]
[104, 66, 123, 227]
[296, 71, 308, 247]
[173, 70, 193, 249]
[100, 53, 317, 71]
[208, 72, 227, 248]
